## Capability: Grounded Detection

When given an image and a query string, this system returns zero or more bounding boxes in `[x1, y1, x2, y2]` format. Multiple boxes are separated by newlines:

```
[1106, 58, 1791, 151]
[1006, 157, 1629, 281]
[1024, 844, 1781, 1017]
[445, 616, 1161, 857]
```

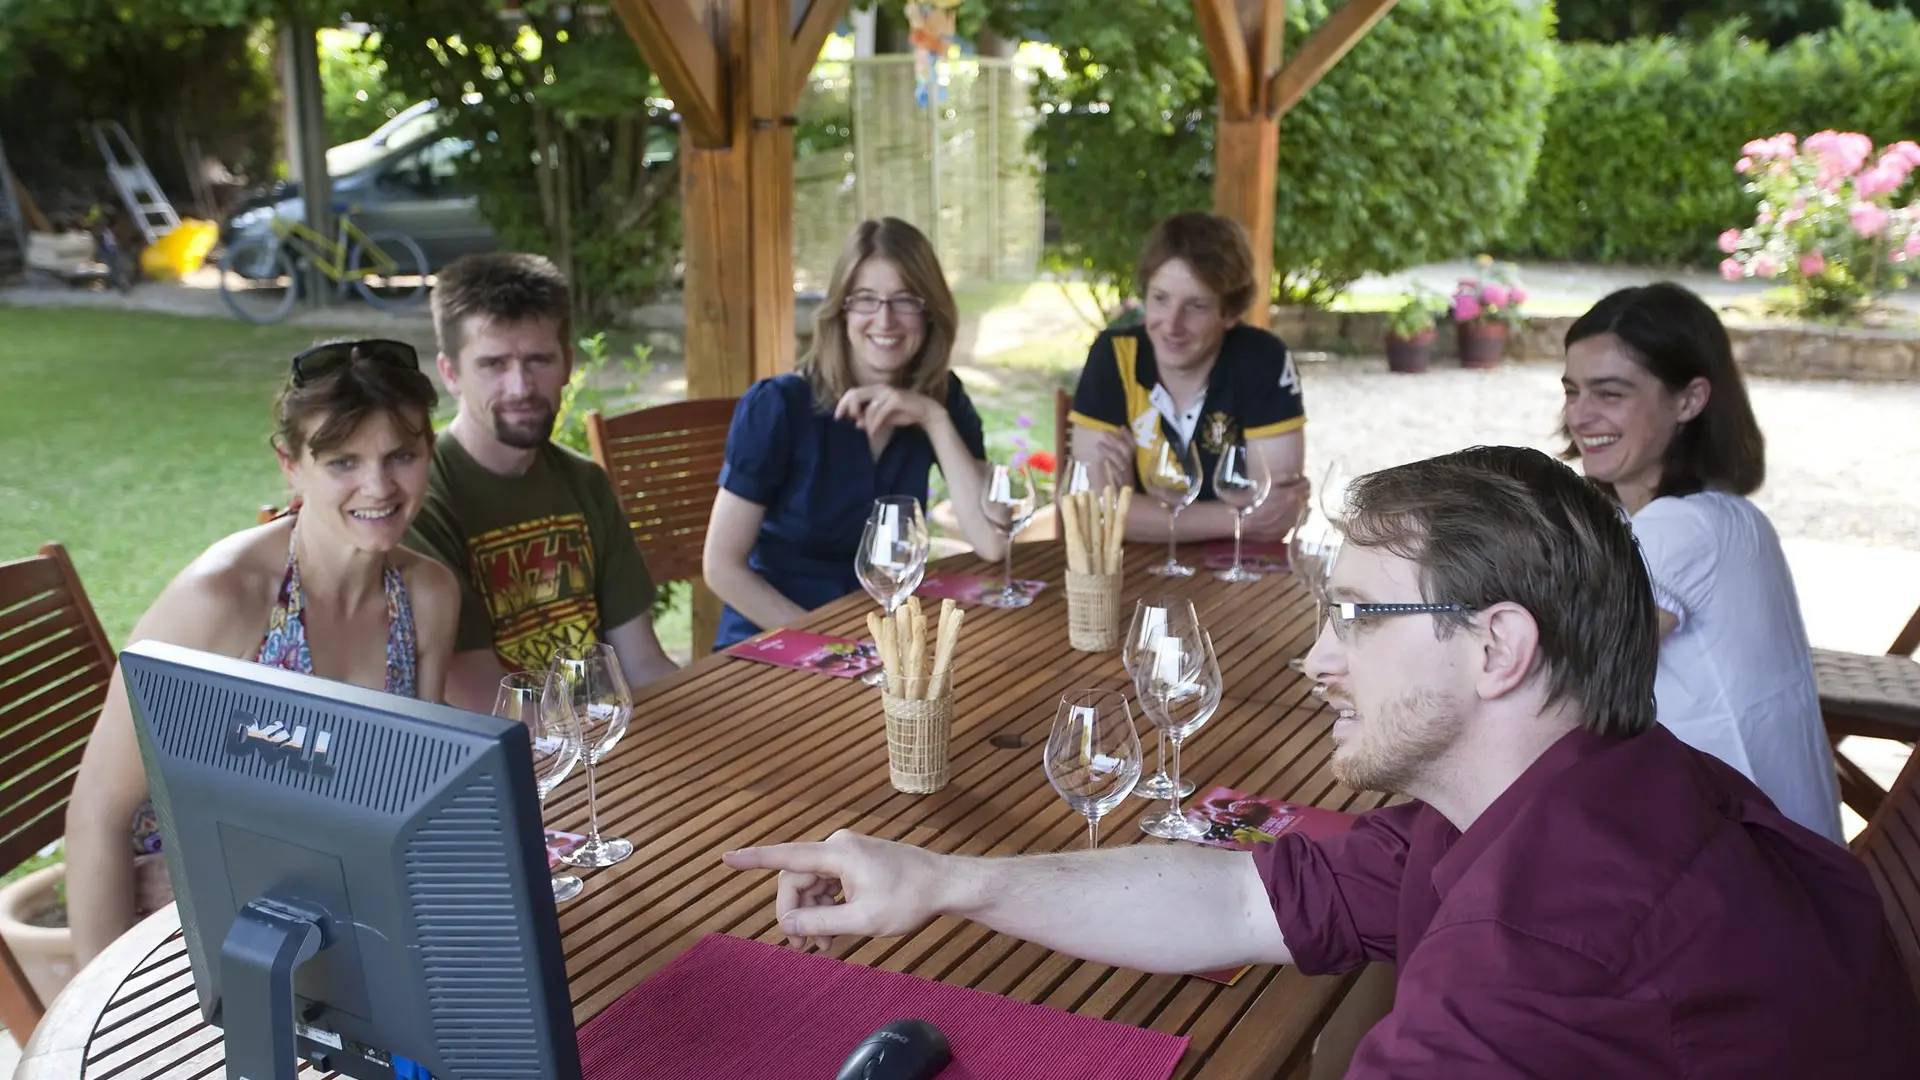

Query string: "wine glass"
[1125, 597, 1196, 801]
[1140, 436, 1202, 577]
[1139, 626, 1223, 842]
[1045, 689, 1143, 849]
[549, 643, 634, 867]
[493, 672, 584, 904]
[980, 461, 1040, 607]
[856, 496, 930, 684]
[1319, 457, 1353, 529]
[1286, 507, 1344, 673]
[1213, 443, 1272, 583]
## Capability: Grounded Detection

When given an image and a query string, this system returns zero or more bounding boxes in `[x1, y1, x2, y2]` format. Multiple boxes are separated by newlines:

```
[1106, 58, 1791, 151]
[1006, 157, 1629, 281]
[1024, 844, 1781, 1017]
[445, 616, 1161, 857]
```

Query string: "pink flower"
[1753, 255, 1782, 278]
[1452, 295, 1483, 323]
[1857, 165, 1906, 200]
[1800, 251, 1827, 277]
[1740, 138, 1771, 157]
[1887, 141, 1920, 170]
[1735, 156, 1754, 173]
[1758, 208, 1775, 225]
[1851, 202, 1890, 238]
[1508, 286, 1527, 305]
[1717, 228, 1742, 254]
[1905, 232, 1920, 258]
[1481, 284, 1511, 308]
[1720, 258, 1743, 281]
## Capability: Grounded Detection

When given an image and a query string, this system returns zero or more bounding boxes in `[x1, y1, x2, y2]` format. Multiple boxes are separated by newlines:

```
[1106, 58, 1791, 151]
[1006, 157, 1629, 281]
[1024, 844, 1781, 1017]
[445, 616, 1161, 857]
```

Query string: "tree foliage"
[1553, 0, 1920, 45]
[988, 0, 1556, 308]
[1512, 1, 1920, 265]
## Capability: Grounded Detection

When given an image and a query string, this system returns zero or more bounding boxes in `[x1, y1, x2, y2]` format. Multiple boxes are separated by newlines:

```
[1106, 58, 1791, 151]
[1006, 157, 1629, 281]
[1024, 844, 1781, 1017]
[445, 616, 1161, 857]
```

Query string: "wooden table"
[19, 541, 1385, 1080]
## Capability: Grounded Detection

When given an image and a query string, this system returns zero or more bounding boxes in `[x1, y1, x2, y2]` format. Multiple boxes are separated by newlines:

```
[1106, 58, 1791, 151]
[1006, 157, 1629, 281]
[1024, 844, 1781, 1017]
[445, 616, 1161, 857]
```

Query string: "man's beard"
[1328, 687, 1465, 795]
[492, 404, 556, 448]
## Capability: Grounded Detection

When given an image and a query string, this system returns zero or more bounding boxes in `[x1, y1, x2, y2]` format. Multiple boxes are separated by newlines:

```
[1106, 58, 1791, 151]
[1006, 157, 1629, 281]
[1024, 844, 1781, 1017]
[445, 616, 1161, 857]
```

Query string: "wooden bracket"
[610, 0, 729, 147]
[1269, 0, 1400, 119]
[790, 0, 847, 104]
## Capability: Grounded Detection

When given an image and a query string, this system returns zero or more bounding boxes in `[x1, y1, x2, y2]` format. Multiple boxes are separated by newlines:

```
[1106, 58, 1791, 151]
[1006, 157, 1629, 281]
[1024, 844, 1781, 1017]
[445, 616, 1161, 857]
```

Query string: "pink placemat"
[578, 933, 1191, 1080]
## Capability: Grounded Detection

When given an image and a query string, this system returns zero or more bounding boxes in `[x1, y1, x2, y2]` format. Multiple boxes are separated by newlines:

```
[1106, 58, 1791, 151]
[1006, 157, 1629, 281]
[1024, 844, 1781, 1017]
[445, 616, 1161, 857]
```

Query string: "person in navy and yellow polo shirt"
[1069, 211, 1309, 544]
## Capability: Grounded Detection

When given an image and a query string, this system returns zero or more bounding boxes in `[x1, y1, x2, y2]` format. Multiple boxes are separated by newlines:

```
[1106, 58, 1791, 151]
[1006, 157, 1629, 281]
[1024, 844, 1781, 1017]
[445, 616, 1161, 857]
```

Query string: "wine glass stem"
[1232, 510, 1244, 572]
[582, 754, 604, 843]
[1167, 736, 1186, 822]
[1003, 533, 1017, 597]
[1156, 729, 1170, 781]
[1087, 814, 1100, 850]
[1165, 507, 1180, 567]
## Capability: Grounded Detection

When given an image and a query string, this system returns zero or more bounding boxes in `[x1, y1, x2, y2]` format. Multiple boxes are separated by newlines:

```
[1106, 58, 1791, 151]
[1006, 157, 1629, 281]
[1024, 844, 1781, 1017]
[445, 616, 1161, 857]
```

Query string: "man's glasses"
[1321, 601, 1470, 641]
[290, 338, 420, 386]
[842, 293, 927, 317]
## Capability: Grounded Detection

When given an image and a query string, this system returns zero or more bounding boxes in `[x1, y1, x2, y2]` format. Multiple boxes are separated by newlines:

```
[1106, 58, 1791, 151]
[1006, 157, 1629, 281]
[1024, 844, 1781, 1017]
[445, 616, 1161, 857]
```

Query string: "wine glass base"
[563, 835, 634, 868]
[1216, 566, 1262, 583]
[1287, 656, 1306, 673]
[860, 668, 888, 687]
[1148, 562, 1196, 578]
[991, 590, 1035, 608]
[552, 874, 584, 903]
[1134, 772, 1195, 800]
[1140, 807, 1209, 841]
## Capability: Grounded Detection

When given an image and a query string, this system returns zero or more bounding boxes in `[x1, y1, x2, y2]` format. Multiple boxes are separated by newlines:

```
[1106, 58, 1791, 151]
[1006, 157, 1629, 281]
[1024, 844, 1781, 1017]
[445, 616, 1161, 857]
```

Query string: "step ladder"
[0, 134, 25, 279]
[91, 120, 180, 245]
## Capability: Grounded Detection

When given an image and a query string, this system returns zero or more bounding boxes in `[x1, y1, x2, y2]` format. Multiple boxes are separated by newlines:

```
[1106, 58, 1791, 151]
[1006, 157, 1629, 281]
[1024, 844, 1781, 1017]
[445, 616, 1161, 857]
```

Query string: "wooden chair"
[1818, 604, 1920, 821]
[585, 398, 738, 656]
[1851, 738, 1920, 998]
[0, 543, 116, 1042]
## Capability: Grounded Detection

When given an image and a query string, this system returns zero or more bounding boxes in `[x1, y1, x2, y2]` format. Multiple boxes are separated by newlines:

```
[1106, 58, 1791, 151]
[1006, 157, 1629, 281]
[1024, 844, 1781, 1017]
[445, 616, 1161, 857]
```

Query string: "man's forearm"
[939, 844, 1291, 973]
[1123, 498, 1240, 543]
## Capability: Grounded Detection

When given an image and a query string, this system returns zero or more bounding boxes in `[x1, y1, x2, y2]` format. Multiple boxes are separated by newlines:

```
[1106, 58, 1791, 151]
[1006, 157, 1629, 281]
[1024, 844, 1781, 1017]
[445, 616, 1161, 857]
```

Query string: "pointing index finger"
[722, 841, 841, 874]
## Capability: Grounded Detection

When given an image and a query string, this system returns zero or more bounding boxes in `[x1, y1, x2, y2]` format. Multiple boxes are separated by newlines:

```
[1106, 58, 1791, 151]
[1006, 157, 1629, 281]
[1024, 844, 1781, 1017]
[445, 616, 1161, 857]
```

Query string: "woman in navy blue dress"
[703, 218, 1008, 650]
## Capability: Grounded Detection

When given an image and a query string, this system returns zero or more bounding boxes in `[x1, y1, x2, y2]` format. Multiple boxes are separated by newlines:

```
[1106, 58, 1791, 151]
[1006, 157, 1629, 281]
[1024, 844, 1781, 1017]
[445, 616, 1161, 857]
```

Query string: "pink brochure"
[1199, 540, 1290, 573]
[916, 570, 1048, 608]
[1180, 785, 1357, 851]
[721, 628, 882, 678]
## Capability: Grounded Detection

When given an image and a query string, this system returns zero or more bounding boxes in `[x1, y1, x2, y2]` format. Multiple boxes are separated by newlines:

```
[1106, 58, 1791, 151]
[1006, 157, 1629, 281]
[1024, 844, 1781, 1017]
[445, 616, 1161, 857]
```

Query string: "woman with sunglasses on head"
[65, 339, 462, 963]
[1560, 283, 1843, 844]
[703, 218, 1007, 650]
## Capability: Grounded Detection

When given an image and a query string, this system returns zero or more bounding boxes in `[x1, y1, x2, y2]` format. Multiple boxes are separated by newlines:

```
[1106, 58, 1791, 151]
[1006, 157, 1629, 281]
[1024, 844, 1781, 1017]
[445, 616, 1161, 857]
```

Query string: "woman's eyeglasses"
[842, 293, 928, 317]
[290, 338, 420, 386]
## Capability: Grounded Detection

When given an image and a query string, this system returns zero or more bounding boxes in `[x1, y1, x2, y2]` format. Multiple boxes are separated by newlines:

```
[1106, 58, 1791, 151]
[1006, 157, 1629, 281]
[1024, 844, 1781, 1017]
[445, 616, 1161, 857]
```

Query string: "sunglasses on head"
[290, 339, 420, 386]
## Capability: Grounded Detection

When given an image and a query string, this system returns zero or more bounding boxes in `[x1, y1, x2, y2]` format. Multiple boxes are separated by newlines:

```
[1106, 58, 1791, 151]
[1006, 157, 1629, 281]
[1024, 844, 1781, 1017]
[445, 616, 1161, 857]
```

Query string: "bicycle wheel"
[349, 231, 431, 311]
[218, 235, 299, 324]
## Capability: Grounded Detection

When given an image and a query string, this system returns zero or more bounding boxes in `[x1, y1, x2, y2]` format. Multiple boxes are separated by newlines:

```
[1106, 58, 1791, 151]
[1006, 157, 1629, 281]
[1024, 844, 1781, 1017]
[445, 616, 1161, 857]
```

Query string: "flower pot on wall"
[1384, 328, 1437, 374]
[0, 863, 76, 1007]
[1457, 321, 1509, 369]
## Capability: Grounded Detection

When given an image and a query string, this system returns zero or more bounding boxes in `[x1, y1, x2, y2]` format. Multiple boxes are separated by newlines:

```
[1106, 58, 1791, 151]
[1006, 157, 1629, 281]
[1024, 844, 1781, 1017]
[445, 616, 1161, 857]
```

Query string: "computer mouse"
[833, 1018, 952, 1080]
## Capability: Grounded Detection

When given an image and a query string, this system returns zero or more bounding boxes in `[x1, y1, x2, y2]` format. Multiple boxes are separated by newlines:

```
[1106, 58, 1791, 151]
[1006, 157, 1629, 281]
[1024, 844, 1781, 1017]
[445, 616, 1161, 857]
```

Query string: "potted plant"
[1451, 258, 1528, 369]
[0, 858, 77, 1007]
[1384, 287, 1449, 374]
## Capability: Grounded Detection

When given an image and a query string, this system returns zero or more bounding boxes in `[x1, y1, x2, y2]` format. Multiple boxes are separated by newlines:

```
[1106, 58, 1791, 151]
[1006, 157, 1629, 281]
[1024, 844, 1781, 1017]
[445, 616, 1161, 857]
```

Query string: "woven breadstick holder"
[881, 692, 953, 794]
[1065, 569, 1123, 652]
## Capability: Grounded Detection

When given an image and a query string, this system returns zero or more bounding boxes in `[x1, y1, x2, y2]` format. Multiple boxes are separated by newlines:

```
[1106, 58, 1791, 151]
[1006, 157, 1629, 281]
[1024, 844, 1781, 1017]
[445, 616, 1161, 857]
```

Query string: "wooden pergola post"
[1197, 0, 1401, 325]
[613, 0, 847, 654]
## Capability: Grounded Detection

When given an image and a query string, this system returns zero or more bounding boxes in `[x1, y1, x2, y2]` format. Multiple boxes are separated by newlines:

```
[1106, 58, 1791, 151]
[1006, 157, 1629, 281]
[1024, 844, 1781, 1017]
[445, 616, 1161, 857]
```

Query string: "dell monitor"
[119, 640, 582, 1080]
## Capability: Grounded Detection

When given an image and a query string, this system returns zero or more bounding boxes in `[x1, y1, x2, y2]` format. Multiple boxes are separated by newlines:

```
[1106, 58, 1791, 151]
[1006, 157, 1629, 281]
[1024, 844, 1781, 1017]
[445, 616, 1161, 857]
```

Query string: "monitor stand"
[220, 895, 329, 1080]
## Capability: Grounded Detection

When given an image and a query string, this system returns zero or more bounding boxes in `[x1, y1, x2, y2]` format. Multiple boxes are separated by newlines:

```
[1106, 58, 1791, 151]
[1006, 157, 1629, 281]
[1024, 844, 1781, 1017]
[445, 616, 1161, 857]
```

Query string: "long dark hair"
[1560, 282, 1765, 499]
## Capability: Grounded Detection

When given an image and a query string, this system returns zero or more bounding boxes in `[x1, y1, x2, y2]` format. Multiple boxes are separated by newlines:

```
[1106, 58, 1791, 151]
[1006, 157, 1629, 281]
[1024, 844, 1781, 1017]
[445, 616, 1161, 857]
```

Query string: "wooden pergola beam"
[1195, 0, 1254, 120]
[609, 0, 728, 147]
[790, 0, 844, 104]
[1270, 0, 1400, 119]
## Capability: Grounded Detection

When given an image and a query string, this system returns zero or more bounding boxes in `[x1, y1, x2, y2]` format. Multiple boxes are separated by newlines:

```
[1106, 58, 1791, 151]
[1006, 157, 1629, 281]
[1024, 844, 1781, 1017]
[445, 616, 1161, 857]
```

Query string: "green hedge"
[1513, 2, 1920, 266]
[1018, 0, 1557, 305]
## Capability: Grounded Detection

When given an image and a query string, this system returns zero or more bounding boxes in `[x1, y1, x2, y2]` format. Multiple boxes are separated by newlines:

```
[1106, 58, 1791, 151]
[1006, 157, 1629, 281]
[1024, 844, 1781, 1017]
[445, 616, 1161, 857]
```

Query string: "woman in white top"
[1559, 282, 1843, 843]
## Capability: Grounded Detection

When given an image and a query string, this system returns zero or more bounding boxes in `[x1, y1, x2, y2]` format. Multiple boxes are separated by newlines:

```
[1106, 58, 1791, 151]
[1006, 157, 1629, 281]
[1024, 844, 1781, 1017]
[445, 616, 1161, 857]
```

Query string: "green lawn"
[0, 307, 691, 657]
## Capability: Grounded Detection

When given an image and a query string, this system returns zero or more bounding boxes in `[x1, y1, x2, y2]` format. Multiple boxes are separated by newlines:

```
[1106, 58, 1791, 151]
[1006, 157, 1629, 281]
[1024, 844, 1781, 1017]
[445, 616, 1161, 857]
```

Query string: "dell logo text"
[228, 713, 337, 775]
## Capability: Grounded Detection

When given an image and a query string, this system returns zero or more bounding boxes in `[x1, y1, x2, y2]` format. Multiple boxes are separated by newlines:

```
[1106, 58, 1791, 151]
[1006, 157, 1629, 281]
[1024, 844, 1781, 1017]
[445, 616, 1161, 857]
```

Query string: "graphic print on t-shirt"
[469, 513, 602, 671]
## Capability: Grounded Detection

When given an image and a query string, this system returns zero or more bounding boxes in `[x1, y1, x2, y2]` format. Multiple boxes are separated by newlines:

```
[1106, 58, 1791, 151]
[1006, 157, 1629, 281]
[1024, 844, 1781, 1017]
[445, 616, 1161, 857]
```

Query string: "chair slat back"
[1855, 747, 1920, 998]
[0, 543, 114, 1039]
[0, 543, 113, 875]
[585, 398, 738, 585]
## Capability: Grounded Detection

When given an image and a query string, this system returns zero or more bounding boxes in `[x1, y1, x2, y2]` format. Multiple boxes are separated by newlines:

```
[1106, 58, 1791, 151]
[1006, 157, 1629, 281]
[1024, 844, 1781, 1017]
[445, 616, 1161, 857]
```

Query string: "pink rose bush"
[1451, 257, 1527, 328]
[1721, 130, 1920, 316]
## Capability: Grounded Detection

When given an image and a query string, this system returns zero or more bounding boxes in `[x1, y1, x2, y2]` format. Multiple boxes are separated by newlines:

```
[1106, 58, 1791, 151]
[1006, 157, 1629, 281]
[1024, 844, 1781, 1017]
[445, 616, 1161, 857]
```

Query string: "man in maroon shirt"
[725, 446, 1920, 1077]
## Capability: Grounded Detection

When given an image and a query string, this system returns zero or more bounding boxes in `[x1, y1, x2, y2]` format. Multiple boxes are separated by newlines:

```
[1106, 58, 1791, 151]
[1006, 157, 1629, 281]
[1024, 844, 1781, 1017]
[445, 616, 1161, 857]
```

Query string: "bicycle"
[217, 205, 430, 324]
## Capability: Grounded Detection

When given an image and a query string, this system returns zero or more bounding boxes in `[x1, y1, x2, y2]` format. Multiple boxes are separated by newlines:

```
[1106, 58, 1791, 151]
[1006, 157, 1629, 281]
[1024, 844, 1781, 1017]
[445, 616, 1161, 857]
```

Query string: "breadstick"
[1079, 492, 1097, 572]
[907, 602, 927, 698]
[1110, 486, 1132, 572]
[1086, 490, 1104, 573]
[869, 611, 897, 694]
[931, 600, 963, 698]
[1059, 486, 1085, 572]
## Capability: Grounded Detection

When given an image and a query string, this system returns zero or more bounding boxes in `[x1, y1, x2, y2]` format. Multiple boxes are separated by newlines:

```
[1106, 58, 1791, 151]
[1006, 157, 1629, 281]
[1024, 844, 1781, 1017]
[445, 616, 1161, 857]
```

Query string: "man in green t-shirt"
[404, 252, 679, 712]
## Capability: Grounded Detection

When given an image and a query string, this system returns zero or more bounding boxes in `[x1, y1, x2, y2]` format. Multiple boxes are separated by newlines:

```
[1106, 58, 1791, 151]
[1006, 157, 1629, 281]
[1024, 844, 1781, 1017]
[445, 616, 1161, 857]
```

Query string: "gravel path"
[1294, 354, 1920, 552]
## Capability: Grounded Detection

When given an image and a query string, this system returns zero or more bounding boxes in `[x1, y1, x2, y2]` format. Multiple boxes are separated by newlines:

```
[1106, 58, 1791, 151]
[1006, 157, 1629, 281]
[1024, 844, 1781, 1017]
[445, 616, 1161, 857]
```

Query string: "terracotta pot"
[0, 864, 76, 1007]
[1384, 328, 1437, 374]
[1457, 320, 1508, 369]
